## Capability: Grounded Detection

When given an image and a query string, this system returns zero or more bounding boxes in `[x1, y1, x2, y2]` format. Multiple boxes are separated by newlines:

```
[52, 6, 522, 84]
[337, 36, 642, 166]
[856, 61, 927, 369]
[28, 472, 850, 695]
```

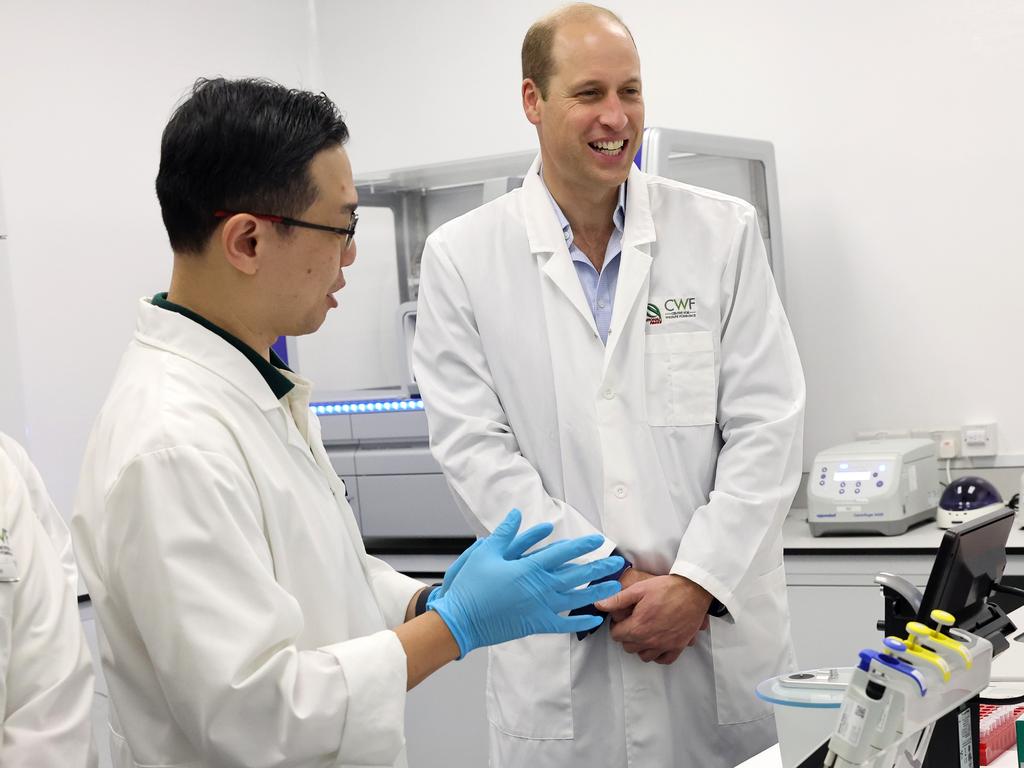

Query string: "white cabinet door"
[405, 648, 488, 768]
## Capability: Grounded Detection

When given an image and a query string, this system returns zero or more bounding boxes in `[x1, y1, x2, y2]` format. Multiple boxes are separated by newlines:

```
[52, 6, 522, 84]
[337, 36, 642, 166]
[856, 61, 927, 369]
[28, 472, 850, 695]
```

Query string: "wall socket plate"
[913, 428, 958, 456]
[961, 422, 998, 457]
[910, 428, 961, 458]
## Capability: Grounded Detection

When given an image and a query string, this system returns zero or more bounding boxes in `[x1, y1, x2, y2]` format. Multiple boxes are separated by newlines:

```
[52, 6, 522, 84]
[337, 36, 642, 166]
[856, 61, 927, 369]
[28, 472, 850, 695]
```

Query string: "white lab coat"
[0, 434, 96, 766]
[72, 299, 424, 768]
[413, 156, 805, 767]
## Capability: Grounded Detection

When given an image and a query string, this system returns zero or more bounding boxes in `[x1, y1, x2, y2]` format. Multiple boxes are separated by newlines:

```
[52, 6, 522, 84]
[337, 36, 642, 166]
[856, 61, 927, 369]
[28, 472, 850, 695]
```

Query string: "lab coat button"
[614, 485, 627, 498]
[603, 388, 616, 400]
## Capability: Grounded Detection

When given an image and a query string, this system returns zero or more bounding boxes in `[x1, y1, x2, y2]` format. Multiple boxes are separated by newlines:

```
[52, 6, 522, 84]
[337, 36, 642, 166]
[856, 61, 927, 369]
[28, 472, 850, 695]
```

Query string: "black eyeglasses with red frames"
[213, 209, 358, 252]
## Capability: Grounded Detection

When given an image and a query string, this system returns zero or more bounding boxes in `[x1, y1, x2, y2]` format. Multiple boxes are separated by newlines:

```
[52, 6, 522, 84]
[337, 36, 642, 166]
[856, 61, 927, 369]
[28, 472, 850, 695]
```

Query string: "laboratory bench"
[781, 509, 1024, 670]
[378, 508, 1024, 768]
[78, 509, 1024, 768]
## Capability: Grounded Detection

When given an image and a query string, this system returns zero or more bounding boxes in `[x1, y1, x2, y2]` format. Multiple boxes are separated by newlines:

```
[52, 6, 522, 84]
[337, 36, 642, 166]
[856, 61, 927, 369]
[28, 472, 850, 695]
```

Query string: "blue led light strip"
[310, 398, 424, 416]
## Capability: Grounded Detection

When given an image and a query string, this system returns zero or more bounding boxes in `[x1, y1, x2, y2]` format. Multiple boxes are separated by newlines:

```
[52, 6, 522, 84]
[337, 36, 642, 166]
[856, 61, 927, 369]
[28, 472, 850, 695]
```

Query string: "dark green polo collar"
[151, 293, 294, 399]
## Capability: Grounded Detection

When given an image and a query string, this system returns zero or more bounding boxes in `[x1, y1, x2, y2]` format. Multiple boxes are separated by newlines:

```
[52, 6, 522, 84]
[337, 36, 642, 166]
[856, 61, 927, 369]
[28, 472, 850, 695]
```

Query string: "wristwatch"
[708, 597, 729, 618]
[415, 584, 440, 617]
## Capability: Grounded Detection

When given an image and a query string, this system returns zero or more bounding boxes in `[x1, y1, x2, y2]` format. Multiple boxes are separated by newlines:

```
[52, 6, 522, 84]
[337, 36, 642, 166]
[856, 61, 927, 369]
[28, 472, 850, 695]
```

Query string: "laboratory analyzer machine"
[808, 439, 940, 536]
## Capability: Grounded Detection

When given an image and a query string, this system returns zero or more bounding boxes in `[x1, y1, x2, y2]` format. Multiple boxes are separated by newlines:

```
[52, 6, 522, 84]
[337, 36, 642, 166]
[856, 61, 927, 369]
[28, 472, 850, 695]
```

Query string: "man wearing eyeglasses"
[70, 77, 623, 768]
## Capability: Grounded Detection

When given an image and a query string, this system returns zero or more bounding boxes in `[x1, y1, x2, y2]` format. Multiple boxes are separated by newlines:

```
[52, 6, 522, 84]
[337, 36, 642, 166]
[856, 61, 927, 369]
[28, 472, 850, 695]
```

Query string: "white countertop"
[372, 509, 1024, 563]
[783, 509, 1024, 553]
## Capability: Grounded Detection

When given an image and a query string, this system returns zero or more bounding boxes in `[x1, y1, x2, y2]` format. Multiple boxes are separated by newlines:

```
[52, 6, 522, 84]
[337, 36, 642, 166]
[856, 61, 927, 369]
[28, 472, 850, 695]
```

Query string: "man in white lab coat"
[0, 433, 96, 766]
[412, 4, 806, 766]
[71, 77, 623, 768]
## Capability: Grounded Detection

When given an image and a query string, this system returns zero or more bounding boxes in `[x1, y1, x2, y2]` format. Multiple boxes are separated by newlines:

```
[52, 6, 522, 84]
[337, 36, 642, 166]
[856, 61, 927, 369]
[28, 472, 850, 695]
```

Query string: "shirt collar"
[539, 170, 627, 249]
[150, 292, 294, 399]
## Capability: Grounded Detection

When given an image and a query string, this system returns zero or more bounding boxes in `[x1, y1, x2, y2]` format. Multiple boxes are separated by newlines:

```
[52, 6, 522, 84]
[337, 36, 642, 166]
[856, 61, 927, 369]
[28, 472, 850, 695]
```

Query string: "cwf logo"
[662, 297, 697, 320]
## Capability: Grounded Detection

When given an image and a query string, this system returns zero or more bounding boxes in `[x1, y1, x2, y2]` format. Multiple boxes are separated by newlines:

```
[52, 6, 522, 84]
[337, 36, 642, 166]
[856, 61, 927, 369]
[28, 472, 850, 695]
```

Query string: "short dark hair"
[522, 4, 634, 99]
[155, 77, 349, 254]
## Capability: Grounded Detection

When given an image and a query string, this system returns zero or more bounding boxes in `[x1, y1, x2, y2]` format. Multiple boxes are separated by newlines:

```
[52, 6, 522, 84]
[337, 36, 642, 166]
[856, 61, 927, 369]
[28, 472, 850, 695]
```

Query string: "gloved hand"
[568, 548, 632, 640]
[425, 521, 550, 611]
[429, 509, 624, 657]
[425, 539, 483, 613]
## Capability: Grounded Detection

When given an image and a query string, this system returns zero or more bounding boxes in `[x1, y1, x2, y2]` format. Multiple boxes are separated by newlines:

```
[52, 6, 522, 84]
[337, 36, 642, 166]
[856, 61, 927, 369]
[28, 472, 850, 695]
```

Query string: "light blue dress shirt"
[540, 177, 627, 345]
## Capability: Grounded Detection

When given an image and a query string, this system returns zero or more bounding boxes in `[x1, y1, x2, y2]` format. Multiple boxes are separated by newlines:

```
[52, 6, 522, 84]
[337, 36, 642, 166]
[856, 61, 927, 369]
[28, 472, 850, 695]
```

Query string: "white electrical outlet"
[938, 436, 958, 460]
[910, 428, 960, 458]
[961, 422, 998, 457]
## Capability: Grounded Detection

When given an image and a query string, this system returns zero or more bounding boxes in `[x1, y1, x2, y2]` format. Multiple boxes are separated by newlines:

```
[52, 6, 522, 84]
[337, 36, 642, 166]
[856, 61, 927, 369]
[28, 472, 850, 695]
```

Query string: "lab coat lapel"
[281, 371, 369, 560]
[604, 166, 657, 370]
[522, 157, 600, 339]
[278, 373, 325, 465]
[306, 414, 370, 558]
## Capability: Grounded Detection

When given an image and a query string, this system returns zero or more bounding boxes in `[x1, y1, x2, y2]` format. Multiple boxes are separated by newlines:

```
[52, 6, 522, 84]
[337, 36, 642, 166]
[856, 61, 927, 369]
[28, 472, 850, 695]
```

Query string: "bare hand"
[595, 575, 713, 664]
[607, 567, 655, 622]
[650, 615, 710, 665]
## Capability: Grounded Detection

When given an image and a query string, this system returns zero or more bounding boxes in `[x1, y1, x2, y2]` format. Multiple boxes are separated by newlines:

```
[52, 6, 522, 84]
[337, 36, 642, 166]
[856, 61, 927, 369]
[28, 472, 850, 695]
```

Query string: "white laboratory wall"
[1, 0, 1023, 519]
[292, 207, 403, 392]
[0, 0, 323, 518]
[318, 0, 1024, 467]
[0, 176, 27, 443]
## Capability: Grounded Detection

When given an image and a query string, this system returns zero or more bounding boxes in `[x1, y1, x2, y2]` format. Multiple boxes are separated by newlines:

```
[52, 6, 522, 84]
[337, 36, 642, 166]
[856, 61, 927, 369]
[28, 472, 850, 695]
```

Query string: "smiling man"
[70, 77, 624, 768]
[413, 4, 806, 767]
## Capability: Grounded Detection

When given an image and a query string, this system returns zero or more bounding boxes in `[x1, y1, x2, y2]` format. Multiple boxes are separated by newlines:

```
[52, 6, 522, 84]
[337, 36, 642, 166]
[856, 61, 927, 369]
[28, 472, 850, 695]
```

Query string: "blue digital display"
[310, 398, 424, 416]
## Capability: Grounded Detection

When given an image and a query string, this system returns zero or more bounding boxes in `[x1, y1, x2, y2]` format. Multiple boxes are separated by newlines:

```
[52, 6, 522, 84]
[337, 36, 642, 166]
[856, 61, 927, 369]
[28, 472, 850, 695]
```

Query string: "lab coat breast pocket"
[485, 634, 573, 739]
[644, 330, 717, 427]
[709, 563, 795, 725]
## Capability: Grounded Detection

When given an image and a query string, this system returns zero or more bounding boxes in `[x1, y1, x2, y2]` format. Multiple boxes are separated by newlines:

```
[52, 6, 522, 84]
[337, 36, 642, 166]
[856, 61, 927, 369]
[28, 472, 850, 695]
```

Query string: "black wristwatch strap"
[415, 585, 440, 617]
[708, 598, 729, 618]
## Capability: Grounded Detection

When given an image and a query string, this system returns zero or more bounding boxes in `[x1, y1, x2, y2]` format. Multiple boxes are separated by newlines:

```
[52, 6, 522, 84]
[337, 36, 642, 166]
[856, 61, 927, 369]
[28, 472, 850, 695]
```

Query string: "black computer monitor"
[918, 507, 1014, 633]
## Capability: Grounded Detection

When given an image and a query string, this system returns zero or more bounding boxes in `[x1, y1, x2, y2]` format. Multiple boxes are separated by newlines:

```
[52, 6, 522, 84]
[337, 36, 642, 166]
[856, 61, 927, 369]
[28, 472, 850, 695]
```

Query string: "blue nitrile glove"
[426, 519, 592, 610]
[429, 509, 625, 657]
[569, 549, 632, 640]
[425, 538, 484, 613]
